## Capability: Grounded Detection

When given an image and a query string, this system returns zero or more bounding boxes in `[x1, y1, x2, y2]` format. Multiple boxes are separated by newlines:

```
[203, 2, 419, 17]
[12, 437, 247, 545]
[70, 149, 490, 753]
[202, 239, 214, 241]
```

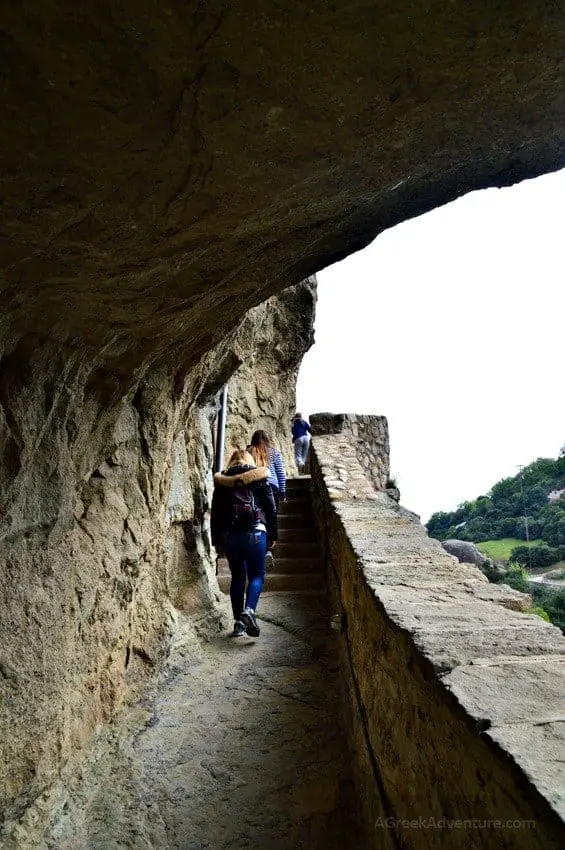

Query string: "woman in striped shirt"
[248, 430, 286, 509]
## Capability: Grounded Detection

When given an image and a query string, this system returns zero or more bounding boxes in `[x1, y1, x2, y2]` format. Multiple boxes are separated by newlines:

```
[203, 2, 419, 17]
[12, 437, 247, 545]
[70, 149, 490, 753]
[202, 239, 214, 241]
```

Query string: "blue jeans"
[294, 434, 310, 467]
[223, 529, 267, 620]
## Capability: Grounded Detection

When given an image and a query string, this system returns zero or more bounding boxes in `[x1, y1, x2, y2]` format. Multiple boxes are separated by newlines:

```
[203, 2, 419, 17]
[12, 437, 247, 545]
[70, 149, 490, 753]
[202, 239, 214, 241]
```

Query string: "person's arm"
[256, 482, 277, 545]
[274, 450, 286, 499]
[306, 422, 311, 434]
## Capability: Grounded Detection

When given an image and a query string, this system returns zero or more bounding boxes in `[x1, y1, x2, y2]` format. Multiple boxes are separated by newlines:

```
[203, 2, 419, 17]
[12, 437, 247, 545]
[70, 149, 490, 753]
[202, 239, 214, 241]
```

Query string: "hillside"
[427, 449, 565, 567]
[476, 538, 542, 561]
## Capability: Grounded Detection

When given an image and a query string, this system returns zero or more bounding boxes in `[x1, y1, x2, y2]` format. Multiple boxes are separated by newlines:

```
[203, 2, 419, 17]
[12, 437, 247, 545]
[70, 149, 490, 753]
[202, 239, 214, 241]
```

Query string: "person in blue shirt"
[291, 413, 311, 473]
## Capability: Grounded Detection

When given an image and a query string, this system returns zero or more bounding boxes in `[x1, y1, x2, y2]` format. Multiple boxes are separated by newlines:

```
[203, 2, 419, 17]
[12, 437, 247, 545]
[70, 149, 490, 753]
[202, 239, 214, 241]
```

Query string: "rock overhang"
[1, 0, 564, 371]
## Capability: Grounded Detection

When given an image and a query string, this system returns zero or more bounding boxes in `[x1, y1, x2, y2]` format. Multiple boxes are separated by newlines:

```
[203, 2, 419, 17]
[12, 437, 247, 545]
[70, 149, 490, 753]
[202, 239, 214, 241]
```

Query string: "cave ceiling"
[1, 0, 563, 373]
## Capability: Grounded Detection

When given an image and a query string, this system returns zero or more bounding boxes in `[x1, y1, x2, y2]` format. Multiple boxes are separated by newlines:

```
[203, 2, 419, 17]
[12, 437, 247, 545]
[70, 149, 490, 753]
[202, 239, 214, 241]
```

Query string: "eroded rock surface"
[0, 339, 233, 833]
[1, 1, 564, 362]
[225, 279, 316, 471]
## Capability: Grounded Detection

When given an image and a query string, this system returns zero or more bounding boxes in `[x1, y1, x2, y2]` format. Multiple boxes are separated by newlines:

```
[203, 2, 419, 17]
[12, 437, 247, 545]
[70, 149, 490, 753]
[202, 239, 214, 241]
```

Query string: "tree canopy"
[427, 453, 565, 550]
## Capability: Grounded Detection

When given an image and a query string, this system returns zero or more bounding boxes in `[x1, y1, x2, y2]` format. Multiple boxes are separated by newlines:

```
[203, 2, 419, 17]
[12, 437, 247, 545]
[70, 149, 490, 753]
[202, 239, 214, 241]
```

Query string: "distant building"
[547, 488, 565, 502]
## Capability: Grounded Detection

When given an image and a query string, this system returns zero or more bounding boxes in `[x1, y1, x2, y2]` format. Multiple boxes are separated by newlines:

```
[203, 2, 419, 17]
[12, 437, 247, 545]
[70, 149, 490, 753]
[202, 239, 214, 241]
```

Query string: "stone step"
[277, 513, 312, 529]
[217, 557, 323, 576]
[217, 573, 324, 594]
[286, 476, 311, 490]
[260, 589, 325, 598]
[277, 527, 317, 543]
[272, 541, 320, 558]
[278, 498, 309, 515]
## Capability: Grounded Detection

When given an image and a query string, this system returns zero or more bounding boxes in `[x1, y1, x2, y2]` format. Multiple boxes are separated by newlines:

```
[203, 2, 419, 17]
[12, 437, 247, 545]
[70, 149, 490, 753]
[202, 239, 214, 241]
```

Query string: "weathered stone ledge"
[310, 430, 565, 848]
[311, 413, 390, 492]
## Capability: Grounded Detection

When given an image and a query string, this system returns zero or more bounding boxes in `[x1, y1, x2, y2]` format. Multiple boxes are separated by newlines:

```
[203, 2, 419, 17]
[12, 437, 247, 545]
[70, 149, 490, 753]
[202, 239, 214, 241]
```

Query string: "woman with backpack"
[211, 449, 277, 638]
[248, 429, 286, 508]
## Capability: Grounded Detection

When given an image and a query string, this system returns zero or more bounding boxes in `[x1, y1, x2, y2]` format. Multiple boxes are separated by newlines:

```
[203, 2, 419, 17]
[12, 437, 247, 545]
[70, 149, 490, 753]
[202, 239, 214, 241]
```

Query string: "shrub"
[502, 563, 530, 593]
[510, 544, 564, 569]
[531, 586, 565, 633]
[482, 560, 505, 583]
[525, 606, 551, 622]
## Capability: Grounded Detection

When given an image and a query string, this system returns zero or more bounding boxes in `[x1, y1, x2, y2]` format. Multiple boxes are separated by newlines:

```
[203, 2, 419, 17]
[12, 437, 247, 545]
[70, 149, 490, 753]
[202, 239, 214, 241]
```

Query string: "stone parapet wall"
[310, 433, 565, 849]
[310, 413, 390, 491]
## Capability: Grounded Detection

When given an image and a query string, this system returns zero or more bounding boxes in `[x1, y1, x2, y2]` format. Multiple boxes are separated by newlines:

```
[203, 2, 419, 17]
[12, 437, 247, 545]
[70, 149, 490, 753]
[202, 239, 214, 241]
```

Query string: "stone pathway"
[46, 592, 360, 849]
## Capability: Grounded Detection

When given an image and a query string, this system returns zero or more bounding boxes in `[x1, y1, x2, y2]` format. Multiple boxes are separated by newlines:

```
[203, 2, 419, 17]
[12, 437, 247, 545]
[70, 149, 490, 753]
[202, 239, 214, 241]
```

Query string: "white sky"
[297, 169, 565, 522]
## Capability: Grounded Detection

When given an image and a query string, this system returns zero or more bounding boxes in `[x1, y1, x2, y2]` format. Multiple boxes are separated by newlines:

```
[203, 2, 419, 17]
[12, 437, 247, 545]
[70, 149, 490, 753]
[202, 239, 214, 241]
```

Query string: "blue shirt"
[292, 419, 311, 440]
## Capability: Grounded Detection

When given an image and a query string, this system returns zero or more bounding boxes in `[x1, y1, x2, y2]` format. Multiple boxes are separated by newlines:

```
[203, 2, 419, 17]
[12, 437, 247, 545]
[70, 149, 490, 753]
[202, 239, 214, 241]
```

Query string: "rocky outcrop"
[442, 540, 510, 584]
[225, 279, 316, 471]
[442, 539, 488, 567]
[1, 2, 563, 373]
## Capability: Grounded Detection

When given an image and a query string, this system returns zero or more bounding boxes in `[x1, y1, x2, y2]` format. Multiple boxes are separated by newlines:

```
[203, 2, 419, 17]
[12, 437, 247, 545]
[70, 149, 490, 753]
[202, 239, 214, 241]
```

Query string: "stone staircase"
[216, 476, 325, 593]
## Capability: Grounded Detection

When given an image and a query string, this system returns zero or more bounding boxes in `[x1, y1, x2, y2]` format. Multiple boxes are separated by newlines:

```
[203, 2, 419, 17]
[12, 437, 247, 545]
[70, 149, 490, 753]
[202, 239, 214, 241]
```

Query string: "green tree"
[540, 501, 565, 546]
[511, 544, 565, 569]
[503, 563, 530, 593]
[531, 586, 565, 633]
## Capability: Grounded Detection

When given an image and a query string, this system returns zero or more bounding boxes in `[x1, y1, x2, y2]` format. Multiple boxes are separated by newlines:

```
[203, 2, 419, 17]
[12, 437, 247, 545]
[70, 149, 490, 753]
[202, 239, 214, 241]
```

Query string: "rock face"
[1, 0, 565, 835]
[224, 280, 317, 472]
[0, 278, 317, 838]
[0, 339, 226, 833]
[442, 539, 488, 567]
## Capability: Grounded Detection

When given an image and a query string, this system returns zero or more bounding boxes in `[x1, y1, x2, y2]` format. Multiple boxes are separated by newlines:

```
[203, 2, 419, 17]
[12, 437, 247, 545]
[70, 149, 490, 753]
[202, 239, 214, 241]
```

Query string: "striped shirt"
[268, 447, 286, 498]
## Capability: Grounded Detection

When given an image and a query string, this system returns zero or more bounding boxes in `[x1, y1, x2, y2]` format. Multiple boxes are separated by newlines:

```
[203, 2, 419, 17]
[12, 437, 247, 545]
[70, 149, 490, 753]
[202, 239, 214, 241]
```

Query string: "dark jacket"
[292, 418, 311, 441]
[210, 464, 277, 546]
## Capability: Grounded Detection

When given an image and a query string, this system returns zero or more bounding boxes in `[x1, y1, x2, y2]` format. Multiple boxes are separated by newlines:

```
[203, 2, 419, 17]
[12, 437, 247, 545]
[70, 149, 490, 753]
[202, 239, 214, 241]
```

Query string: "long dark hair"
[249, 429, 270, 468]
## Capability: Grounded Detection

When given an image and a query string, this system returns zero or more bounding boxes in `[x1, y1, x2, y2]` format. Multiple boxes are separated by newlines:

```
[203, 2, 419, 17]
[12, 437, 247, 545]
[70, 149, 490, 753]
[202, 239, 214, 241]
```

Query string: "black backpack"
[228, 485, 260, 531]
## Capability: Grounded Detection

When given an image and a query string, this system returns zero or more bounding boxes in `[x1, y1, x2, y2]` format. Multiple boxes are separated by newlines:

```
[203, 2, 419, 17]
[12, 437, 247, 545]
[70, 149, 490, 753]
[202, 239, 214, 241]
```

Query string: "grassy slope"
[476, 538, 542, 561]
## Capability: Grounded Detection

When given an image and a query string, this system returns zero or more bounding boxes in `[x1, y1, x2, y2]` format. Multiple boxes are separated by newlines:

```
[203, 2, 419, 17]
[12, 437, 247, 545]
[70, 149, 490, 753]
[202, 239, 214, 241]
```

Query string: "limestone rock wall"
[310, 433, 565, 847]
[0, 274, 317, 840]
[224, 279, 316, 473]
[0, 348, 215, 836]
[164, 404, 227, 626]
